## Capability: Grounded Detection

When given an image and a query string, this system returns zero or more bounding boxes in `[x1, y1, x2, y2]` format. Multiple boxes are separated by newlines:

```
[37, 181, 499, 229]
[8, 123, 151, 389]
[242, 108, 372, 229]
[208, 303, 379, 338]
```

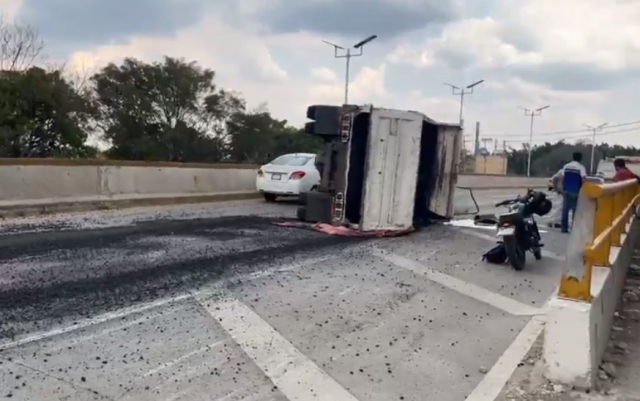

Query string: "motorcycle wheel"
[504, 236, 526, 271]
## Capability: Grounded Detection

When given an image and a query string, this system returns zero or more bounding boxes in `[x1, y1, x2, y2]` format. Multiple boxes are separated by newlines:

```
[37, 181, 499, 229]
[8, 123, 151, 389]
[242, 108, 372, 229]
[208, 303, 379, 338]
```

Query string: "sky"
[3, 0, 640, 151]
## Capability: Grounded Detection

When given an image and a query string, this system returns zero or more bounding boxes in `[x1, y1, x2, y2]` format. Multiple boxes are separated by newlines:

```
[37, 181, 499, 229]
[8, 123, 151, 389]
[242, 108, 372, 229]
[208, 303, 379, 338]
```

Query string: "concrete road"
[0, 192, 568, 401]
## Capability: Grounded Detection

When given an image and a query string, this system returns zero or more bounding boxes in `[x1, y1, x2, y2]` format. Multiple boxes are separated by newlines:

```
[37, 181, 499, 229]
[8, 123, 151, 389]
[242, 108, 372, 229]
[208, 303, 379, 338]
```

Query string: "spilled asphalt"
[0, 197, 568, 400]
[0, 213, 365, 340]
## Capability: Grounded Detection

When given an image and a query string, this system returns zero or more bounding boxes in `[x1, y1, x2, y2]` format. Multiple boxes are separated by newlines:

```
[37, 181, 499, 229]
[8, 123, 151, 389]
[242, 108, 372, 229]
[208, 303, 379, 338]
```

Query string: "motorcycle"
[495, 189, 552, 271]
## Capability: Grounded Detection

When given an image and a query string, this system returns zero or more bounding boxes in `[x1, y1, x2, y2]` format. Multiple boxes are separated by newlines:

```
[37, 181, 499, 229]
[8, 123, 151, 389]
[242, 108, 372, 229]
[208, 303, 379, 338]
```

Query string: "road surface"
[0, 191, 568, 401]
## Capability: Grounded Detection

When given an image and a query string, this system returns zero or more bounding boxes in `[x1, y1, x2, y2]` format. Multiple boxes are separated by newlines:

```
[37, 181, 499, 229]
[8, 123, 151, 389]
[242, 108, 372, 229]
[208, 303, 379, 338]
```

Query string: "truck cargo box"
[302, 104, 462, 232]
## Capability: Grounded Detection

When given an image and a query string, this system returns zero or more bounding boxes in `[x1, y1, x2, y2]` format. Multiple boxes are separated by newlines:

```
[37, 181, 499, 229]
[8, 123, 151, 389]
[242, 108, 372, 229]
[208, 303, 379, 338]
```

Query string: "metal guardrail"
[558, 179, 640, 302]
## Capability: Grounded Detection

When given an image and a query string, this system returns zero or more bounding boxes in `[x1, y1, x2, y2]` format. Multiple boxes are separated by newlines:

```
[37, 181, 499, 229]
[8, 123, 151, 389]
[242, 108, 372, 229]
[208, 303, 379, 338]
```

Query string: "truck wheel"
[263, 193, 277, 202]
[298, 192, 308, 205]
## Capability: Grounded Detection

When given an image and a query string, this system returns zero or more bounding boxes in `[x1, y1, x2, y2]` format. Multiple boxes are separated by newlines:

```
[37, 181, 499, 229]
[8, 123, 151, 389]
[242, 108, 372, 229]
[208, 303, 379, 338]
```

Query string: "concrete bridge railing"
[0, 158, 550, 217]
[544, 178, 640, 388]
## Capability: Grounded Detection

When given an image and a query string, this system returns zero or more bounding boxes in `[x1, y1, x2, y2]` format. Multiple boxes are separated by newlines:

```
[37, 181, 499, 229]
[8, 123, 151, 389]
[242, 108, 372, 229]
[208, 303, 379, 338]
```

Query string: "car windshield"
[270, 154, 312, 166]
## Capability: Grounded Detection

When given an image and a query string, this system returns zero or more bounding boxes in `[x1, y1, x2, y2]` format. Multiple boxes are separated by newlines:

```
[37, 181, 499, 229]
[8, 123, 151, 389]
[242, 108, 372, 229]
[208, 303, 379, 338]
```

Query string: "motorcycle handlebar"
[495, 198, 518, 207]
[495, 188, 545, 208]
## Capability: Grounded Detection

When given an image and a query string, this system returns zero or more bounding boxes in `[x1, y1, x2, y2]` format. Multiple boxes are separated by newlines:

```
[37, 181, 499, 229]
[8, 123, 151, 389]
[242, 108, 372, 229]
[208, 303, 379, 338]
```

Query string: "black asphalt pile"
[0, 215, 366, 340]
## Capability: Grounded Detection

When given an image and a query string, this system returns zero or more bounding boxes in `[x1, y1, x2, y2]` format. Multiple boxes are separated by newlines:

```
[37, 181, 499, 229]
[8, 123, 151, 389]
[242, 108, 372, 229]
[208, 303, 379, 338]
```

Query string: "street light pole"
[584, 123, 608, 174]
[322, 35, 378, 104]
[444, 80, 484, 127]
[520, 105, 550, 177]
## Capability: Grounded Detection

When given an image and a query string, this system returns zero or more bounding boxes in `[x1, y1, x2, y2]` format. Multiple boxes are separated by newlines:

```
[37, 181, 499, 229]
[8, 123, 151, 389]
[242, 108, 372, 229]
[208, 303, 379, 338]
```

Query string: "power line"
[496, 126, 640, 148]
[489, 120, 640, 140]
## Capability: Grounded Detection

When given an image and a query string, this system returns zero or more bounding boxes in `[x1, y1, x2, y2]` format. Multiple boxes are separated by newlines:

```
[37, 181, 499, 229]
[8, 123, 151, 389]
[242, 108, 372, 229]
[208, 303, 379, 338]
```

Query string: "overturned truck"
[298, 104, 463, 233]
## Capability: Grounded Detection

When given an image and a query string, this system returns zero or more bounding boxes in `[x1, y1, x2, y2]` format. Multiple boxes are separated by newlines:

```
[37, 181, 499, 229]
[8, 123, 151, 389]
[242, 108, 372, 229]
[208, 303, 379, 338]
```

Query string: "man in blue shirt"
[552, 152, 587, 233]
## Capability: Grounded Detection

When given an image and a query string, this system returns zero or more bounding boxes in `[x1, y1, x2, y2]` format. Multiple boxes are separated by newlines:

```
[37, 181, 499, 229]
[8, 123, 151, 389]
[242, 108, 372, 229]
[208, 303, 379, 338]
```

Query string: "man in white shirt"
[551, 152, 587, 233]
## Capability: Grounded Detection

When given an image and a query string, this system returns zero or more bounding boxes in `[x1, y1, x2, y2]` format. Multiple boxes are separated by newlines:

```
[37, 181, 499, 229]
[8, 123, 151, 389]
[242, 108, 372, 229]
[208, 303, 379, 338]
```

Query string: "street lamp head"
[536, 105, 550, 111]
[353, 35, 377, 49]
[321, 40, 344, 49]
[444, 82, 460, 90]
[598, 122, 609, 129]
[466, 79, 484, 89]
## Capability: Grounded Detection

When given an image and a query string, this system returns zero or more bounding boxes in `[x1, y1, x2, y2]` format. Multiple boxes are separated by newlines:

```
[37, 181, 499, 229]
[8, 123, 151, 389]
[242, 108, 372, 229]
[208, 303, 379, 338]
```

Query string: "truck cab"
[299, 104, 463, 232]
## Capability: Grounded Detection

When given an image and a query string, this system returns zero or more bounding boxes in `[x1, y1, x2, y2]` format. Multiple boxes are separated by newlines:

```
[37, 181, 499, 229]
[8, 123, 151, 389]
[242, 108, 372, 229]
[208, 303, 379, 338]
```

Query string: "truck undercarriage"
[297, 104, 463, 233]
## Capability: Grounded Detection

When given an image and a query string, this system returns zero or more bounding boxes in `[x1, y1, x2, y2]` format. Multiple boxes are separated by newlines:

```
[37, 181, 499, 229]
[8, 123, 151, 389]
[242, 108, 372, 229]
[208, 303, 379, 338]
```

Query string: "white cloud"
[41, 0, 640, 149]
[393, 0, 640, 71]
[0, 0, 22, 19]
[310, 67, 338, 84]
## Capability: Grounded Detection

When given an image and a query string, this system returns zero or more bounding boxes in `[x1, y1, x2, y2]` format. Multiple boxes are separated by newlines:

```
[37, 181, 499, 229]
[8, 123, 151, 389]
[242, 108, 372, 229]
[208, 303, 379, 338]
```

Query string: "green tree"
[225, 108, 322, 164]
[506, 141, 640, 176]
[92, 56, 243, 162]
[0, 66, 98, 158]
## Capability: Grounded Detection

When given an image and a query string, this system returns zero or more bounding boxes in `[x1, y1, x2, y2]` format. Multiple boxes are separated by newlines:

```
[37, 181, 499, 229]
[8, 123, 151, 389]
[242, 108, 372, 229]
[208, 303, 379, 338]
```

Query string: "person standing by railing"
[613, 158, 639, 182]
[551, 152, 587, 233]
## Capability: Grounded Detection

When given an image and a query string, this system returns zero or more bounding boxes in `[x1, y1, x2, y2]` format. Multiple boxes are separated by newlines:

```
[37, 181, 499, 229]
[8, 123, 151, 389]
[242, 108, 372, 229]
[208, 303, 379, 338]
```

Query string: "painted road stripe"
[196, 293, 360, 401]
[0, 256, 333, 352]
[0, 294, 192, 351]
[371, 248, 543, 316]
[455, 228, 564, 261]
[464, 314, 546, 401]
[465, 288, 557, 401]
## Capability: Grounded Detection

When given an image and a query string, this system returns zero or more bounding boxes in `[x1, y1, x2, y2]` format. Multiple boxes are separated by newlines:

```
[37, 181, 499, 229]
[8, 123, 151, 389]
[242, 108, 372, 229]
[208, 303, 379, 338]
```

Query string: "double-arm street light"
[584, 123, 608, 174]
[322, 35, 378, 104]
[520, 105, 550, 177]
[444, 80, 484, 127]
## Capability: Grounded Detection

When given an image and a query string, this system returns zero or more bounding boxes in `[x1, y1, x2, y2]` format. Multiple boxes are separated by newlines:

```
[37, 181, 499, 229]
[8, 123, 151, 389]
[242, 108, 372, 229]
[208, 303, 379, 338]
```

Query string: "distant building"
[463, 154, 508, 175]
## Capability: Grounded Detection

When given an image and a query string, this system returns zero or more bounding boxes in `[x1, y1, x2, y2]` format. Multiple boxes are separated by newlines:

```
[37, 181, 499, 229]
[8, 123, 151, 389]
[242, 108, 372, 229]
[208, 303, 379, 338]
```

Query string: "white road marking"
[371, 248, 544, 316]
[464, 314, 546, 401]
[196, 293, 361, 401]
[464, 289, 557, 401]
[455, 228, 564, 261]
[0, 293, 192, 351]
[0, 256, 333, 352]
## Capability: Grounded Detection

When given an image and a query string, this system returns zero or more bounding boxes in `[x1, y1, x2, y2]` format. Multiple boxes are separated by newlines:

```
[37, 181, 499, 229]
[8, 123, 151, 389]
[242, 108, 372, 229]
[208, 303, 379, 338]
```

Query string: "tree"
[506, 141, 640, 176]
[225, 108, 322, 164]
[0, 16, 45, 71]
[0, 67, 98, 158]
[92, 56, 243, 162]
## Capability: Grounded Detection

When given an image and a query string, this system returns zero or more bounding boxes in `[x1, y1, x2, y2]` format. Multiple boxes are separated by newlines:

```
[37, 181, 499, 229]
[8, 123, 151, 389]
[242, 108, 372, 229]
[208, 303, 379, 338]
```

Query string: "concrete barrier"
[0, 159, 551, 217]
[544, 180, 640, 388]
[457, 174, 549, 190]
[0, 159, 261, 217]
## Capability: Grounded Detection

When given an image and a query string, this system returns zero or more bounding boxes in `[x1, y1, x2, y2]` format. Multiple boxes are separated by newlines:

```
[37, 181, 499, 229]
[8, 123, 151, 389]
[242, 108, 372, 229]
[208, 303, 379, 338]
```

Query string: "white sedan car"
[255, 153, 321, 202]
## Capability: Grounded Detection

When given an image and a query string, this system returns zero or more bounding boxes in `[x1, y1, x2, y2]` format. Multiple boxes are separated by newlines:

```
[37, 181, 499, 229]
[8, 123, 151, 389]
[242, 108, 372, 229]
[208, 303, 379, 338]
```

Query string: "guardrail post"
[558, 190, 595, 302]
[593, 195, 613, 265]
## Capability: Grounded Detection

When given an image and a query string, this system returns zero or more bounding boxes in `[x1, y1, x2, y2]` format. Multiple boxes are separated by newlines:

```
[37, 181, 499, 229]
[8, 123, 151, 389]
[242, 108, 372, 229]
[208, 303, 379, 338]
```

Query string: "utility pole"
[520, 105, 550, 176]
[480, 138, 493, 149]
[584, 123, 608, 174]
[444, 80, 484, 128]
[503, 140, 507, 174]
[322, 35, 378, 104]
[474, 122, 480, 156]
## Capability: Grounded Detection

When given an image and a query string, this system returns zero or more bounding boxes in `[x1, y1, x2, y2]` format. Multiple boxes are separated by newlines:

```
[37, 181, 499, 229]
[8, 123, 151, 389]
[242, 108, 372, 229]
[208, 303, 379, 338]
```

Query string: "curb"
[0, 192, 263, 219]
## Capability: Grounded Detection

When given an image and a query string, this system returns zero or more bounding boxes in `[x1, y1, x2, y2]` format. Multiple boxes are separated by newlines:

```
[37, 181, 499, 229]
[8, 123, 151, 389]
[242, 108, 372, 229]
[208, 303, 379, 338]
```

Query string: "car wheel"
[263, 193, 277, 202]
